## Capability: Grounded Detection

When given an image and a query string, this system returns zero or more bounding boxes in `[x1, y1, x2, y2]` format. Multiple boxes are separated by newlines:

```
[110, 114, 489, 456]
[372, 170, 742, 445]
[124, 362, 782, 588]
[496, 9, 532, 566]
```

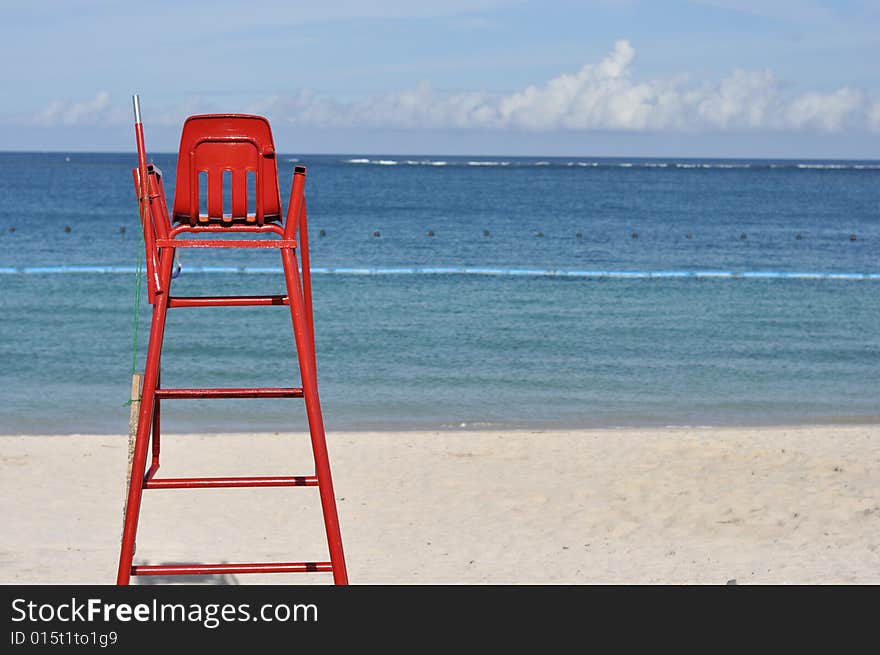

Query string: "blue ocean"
[1, 152, 878, 434]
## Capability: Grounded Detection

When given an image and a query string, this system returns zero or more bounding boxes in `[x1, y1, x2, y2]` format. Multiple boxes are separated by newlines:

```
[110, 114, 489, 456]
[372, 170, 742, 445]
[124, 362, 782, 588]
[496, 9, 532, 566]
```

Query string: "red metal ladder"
[117, 96, 347, 584]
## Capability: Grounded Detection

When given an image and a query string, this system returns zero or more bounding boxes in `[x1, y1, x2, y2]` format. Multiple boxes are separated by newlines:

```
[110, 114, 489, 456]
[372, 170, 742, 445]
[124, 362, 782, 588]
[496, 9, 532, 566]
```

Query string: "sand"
[1, 425, 878, 584]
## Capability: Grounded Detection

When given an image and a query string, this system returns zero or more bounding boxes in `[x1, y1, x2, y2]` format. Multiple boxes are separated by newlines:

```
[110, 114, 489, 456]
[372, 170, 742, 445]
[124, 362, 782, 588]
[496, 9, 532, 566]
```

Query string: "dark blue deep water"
[0, 152, 878, 433]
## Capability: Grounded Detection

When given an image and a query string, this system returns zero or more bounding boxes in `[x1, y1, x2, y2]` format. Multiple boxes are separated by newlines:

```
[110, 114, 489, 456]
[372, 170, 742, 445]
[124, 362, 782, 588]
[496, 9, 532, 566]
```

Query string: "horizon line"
[2, 149, 880, 163]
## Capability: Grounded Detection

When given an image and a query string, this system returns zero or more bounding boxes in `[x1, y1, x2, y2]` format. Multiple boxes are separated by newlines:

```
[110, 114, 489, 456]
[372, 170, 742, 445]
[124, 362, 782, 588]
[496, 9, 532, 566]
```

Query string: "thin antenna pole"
[133, 95, 148, 197]
[132, 94, 142, 124]
[132, 94, 162, 296]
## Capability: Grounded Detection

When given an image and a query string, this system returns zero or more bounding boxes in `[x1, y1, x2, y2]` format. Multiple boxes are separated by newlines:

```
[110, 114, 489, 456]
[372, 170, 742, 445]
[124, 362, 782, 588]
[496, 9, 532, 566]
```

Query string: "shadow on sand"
[133, 561, 240, 585]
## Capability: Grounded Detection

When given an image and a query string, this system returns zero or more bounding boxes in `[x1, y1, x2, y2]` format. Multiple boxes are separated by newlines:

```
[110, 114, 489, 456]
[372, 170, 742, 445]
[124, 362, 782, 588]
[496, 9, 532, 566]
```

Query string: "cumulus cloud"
[24, 41, 880, 133]
[30, 91, 120, 127]
[257, 40, 876, 133]
[26, 92, 215, 129]
[783, 87, 865, 131]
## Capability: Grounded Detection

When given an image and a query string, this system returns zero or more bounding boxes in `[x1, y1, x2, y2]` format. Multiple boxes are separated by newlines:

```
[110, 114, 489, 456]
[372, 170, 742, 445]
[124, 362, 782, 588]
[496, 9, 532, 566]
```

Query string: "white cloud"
[22, 41, 880, 134]
[688, 70, 779, 130]
[783, 87, 865, 131]
[260, 39, 876, 133]
[31, 91, 119, 126]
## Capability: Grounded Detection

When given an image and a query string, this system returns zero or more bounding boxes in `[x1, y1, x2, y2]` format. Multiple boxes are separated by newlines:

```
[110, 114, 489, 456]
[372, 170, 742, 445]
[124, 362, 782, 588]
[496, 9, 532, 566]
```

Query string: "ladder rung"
[155, 238, 297, 249]
[145, 475, 319, 489]
[131, 561, 333, 576]
[169, 295, 289, 307]
[155, 387, 303, 399]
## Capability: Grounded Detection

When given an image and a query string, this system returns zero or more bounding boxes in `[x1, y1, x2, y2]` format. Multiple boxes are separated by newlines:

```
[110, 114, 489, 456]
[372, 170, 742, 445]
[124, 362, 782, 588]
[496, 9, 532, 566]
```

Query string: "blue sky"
[1, 0, 878, 157]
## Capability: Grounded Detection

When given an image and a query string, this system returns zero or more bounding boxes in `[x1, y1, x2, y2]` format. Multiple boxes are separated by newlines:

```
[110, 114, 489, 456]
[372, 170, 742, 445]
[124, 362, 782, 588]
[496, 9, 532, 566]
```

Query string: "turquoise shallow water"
[0, 153, 878, 433]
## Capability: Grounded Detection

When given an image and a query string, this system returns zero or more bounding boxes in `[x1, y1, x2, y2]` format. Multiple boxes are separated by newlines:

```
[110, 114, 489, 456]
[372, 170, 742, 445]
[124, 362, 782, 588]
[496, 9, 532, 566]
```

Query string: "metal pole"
[117, 251, 174, 584]
[131, 94, 162, 298]
[281, 247, 348, 584]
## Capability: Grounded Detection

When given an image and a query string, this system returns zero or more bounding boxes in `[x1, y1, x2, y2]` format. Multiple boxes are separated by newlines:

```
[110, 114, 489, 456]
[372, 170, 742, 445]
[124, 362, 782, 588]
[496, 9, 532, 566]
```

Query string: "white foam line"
[2, 266, 879, 280]
[336, 158, 880, 170]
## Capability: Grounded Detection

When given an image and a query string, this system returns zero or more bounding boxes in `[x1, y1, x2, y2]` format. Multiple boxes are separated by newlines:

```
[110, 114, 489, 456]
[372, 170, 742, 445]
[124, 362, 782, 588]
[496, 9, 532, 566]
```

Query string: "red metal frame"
[132, 562, 333, 576]
[117, 103, 348, 585]
[168, 295, 289, 307]
[144, 475, 319, 490]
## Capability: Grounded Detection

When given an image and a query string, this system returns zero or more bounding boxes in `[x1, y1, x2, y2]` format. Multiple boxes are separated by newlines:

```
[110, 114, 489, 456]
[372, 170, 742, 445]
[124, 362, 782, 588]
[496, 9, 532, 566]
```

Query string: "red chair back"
[171, 114, 282, 225]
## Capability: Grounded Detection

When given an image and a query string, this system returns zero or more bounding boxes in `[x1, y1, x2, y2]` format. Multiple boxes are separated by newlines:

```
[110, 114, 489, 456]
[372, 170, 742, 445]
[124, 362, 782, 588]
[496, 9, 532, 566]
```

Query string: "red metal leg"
[117, 250, 174, 585]
[297, 200, 316, 366]
[281, 247, 348, 585]
[143, 369, 161, 483]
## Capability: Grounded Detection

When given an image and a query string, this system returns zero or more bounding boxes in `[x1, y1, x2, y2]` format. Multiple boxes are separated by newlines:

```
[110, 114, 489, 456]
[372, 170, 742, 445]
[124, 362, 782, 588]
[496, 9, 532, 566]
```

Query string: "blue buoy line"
[1, 265, 880, 280]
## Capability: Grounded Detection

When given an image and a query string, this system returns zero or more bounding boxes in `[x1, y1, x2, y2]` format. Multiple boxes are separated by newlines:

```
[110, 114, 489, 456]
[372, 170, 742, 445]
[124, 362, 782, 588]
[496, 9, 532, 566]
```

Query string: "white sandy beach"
[1, 425, 878, 584]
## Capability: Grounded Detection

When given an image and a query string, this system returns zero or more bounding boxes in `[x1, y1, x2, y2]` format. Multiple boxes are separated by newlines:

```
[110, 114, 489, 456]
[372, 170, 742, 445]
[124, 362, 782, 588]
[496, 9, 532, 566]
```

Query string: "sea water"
[0, 153, 878, 433]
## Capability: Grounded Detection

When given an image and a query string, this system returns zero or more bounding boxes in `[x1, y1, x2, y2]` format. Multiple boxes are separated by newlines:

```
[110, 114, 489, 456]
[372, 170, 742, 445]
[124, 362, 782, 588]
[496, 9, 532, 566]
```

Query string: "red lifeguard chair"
[117, 96, 347, 584]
